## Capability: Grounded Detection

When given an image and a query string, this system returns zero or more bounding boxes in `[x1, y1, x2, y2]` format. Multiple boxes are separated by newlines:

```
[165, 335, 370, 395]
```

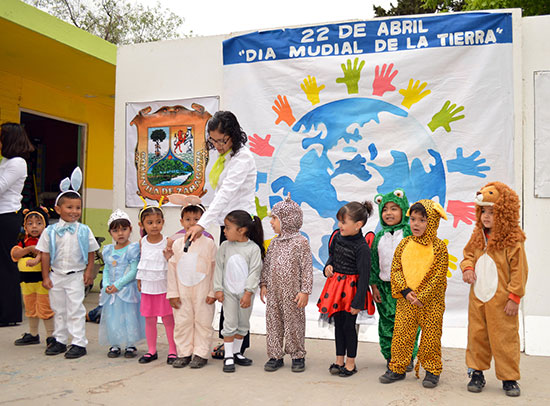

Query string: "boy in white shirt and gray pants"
[37, 191, 99, 358]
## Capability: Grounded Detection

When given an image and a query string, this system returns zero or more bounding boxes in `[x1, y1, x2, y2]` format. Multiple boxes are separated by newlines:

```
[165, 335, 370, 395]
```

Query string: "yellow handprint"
[399, 79, 431, 109]
[443, 239, 457, 278]
[300, 75, 325, 106]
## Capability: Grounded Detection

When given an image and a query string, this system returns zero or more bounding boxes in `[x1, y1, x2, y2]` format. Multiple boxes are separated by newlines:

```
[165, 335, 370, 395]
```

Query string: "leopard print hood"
[407, 199, 447, 246]
[271, 195, 303, 241]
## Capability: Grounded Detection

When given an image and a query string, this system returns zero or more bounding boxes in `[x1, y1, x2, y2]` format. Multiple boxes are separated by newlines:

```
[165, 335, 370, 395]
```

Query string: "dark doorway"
[19, 111, 82, 211]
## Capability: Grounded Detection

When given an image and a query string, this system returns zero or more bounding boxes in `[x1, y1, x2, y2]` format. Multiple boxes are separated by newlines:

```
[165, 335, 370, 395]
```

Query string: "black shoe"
[467, 370, 486, 393]
[124, 346, 137, 358]
[46, 336, 55, 347]
[503, 380, 521, 397]
[406, 358, 415, 372]
[138, 352, 158, 364]
[379, 369, 406, 384]
[65, 345, 87, 359]
[422, 371, 440, 388]
[45, 339, 67, 356]
[167, 354, 177, 365]
[339, 366, 357, 377]
[189, 355, 208, 369]
[233, 352, 252, 366]
[291, 358, 305, 373]
[172, 356, 192, 368]
[108, 347, 121, 358]
[14, 333, 40, 346]
[264, 358, 284, 372]
[223, 358, 235, 373]
[329, 363, 343, 375]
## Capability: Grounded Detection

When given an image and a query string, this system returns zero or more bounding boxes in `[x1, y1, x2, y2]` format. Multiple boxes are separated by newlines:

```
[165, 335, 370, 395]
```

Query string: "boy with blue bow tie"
[37, 172, 99, 359]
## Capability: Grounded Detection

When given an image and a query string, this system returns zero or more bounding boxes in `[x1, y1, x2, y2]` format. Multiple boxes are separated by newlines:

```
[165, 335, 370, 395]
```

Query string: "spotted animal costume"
[461, 182, 528, 381]
[370, 189, 420, 361]
[389, 199, 448, 376]
[260, 197, 313, 360]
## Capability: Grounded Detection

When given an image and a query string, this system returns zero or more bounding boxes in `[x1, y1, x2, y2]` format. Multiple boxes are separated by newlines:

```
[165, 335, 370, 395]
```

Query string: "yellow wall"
[0, 69, 113, 191]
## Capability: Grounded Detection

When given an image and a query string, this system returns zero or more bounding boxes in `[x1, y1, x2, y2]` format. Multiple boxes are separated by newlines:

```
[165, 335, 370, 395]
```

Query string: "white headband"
[55, 167, 82, 206]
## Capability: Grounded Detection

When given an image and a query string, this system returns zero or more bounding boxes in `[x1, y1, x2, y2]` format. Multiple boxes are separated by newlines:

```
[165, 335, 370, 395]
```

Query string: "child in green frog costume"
[370, 189, 419, 370]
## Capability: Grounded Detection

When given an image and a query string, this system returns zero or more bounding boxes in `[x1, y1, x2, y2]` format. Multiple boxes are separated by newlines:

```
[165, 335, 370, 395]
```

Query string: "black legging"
[333, 311, 358, 358]
[217, 226, 250, 353]
[0, 212, 23, 324]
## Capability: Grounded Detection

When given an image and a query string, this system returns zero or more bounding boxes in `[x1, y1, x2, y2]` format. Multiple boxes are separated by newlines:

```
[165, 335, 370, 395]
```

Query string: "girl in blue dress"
[98, 210, 146, 358]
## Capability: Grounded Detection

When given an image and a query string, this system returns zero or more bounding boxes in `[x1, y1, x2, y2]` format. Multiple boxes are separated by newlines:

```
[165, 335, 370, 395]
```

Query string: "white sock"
[233, 338, 244, 357]
[224, 341, 234, 364]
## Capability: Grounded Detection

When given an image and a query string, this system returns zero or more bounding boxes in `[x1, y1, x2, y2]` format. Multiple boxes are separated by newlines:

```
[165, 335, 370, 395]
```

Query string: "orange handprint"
[272, 95, 296, 127]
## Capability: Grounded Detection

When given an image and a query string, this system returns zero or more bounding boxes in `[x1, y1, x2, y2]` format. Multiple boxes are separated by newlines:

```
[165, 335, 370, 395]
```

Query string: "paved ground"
[1, 292, 549, 405]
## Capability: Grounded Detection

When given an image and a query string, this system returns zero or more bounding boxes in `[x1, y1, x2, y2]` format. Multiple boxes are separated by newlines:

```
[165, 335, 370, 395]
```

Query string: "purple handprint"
[372, 63, 398, 96]
[447, 200, 476, 228]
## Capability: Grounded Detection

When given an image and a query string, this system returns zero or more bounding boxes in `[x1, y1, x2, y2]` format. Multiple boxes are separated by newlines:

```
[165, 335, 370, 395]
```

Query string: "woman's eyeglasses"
[209, 136, 230, 146]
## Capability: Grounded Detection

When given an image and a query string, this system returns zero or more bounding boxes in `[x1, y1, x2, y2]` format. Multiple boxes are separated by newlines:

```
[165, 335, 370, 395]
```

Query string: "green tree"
[374, 0, 549, 17]
[23, 0, 188, 44]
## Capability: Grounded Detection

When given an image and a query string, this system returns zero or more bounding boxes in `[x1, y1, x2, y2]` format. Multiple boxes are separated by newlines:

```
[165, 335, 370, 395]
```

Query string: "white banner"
[223, 12, 515, 333]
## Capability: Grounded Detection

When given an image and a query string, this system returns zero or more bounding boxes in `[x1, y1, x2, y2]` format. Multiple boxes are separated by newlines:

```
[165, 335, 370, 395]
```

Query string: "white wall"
[113, 14, 550, 356]
[113, 35, 226, 240]
[522, 15, 550, 356]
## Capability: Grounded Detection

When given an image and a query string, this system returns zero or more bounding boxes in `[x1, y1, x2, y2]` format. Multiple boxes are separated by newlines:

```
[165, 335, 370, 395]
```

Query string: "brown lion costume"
[461, 181, 528, 381]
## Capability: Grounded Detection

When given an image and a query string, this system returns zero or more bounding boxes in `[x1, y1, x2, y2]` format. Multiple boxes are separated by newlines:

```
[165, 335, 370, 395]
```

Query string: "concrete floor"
[1, 292, 549, 405]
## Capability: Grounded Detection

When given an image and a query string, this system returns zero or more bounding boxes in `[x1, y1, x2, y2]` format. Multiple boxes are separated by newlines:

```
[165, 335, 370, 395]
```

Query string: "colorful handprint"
[249, 133, 275, 157]
[372, 63, 398, 96]
[447, 147, 490, 178]
[399, 79, 431, 109]
[443, 239, 458, 278]
[447, 200, 476, 228]
[272, 95, 296, 127]
[300, 75, 325, 105]
[336, 57, 365, 94]
[428, 101, 465, 133]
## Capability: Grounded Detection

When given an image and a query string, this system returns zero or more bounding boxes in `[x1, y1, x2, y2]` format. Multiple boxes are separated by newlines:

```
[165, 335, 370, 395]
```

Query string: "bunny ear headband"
[167, 194, 205, 213]
[54, 167, 82, 206]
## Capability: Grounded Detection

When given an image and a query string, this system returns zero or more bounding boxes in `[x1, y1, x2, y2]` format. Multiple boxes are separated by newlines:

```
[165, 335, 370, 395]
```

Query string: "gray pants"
[221, 291, 254, 337]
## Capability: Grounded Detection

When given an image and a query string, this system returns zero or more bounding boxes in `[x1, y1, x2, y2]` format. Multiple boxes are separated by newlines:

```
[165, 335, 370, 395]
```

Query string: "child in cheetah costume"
[461, 182, 528, 397]
[370, 189, 419, 369]
[379, 199, 448, 388]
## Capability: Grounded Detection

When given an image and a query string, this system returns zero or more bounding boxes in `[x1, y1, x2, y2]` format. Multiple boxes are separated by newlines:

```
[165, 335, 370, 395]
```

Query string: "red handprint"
[249, 134, 275, 157]
[272, 95, 296, 127]
[372, 63, 398, 96]
[447, 200, 476, 228]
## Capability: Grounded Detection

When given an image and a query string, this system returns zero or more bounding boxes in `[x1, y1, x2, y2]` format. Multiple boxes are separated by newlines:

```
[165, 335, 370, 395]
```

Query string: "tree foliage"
[150, 129, 167, 145]
[374, 0, 548, 17]
[23, 0, 187, 44]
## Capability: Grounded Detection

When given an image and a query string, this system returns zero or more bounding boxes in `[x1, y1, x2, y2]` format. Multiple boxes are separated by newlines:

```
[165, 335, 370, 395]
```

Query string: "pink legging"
[145, 315, 177, 356]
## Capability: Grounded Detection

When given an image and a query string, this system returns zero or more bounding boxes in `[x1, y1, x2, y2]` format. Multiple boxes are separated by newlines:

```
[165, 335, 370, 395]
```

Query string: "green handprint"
[300, 75, 325, 105]
[336, 57, 365, 94]
[255, 196, 268, 220]
[399, 79, 431, 109]
[428, 101, 465, 133]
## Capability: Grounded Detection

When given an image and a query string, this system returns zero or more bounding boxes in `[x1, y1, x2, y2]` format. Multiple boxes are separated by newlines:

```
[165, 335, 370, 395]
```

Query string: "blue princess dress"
[98, 242, 146, 348]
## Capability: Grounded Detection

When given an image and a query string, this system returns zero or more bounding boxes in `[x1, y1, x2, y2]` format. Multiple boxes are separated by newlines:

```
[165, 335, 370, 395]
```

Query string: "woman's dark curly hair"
[206, 111, 248, 155]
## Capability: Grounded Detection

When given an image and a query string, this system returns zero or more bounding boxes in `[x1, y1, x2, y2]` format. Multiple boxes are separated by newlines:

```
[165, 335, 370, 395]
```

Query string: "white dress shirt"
[0, 157, 27, 214]
[198, 146, 257, 228]
[36, 219, 100, 274]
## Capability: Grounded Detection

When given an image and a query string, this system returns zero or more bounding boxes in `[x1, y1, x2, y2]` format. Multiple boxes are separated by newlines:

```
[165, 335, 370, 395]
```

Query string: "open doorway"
[19, 111, 84, 212]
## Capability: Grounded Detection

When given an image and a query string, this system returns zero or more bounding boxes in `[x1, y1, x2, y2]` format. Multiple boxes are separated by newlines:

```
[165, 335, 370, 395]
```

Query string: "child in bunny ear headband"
[165, 194, 217, 368]
[98, 209, 145, 359]
[36, 167, 100, 359]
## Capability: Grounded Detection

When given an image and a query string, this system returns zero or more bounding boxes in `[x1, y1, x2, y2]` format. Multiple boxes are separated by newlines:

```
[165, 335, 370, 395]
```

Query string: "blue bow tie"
[56, 223, 77, 237]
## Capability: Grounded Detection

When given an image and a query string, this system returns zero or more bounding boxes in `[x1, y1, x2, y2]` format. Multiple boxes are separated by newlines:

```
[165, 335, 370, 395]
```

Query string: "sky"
[133, 0, 394, 37]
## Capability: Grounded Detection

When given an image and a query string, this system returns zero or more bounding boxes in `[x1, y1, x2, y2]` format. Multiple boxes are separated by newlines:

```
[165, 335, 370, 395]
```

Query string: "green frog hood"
[374, 188, 410, 233]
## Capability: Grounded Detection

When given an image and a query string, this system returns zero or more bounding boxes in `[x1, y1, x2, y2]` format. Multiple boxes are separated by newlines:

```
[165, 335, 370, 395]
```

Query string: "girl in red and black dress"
[318, 201, 373, 377]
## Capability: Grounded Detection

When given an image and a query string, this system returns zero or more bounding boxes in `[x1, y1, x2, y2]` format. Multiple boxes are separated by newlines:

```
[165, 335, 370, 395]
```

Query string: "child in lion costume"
[461, 182, 528, 397]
